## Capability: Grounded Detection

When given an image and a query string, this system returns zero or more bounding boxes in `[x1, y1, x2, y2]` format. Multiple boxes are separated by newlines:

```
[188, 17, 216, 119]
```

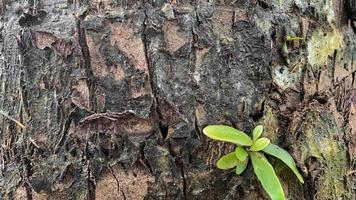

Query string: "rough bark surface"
[0, 0, 355, 200]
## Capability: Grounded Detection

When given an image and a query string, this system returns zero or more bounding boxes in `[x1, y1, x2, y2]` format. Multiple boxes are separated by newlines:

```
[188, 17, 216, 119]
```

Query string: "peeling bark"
[0, 0, 355, 200]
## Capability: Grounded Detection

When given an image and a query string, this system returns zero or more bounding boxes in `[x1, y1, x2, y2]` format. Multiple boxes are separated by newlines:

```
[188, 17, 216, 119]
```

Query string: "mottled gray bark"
[0, 0, 355, 200]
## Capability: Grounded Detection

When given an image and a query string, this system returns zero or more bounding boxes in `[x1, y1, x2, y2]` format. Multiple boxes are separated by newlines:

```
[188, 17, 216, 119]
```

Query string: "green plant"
[203, 125, 304, 200]
[285, 35, 305, 41]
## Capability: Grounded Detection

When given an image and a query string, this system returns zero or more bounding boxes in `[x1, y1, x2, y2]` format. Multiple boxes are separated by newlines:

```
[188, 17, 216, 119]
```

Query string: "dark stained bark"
[0, 0, 355, 199]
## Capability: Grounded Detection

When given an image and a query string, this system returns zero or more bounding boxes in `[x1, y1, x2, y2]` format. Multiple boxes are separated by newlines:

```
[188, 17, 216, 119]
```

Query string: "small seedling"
[203, 125, 304, 200]
[285, 35, 305, 41]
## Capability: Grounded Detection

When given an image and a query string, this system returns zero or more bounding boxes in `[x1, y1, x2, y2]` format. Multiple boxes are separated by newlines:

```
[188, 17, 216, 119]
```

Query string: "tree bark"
[0, 0, 355, 199]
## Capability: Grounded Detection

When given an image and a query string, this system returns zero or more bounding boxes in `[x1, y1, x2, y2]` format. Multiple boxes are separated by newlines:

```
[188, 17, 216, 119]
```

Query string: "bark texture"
[0, 0, 355, 199]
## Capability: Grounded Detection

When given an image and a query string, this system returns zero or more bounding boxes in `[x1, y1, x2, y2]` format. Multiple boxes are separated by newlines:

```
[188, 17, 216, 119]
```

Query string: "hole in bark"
[250, 101, 265, 122]
[132, 171, 137, 177]
[279, 66, 285, 74]
[250, 110, 264, 122]
[257, 0, 271, 9]
[19, 11, 47, 27]
[159, 122, 169, 139]
[69, 148, 78, 157]
[314, 94, 328, 104]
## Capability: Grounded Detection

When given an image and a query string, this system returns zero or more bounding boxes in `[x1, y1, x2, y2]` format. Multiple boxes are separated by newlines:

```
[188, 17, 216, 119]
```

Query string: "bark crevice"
[77, 16, 97, 112]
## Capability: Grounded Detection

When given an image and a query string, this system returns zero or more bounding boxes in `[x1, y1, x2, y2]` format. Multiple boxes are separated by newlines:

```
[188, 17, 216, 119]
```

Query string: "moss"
[298, 110, 351, 199]
[155, 145, 171, 173]
[144, 142, 172, 175]
[307, 29, 343, 67]
[259, 106, 279, 143]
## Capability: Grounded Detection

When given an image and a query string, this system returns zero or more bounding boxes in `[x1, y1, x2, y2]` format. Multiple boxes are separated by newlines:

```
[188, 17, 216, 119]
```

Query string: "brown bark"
[0, 0, 355, 199]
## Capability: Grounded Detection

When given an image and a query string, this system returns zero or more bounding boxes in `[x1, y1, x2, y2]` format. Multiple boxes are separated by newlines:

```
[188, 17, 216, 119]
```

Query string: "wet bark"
[0, 0, 355, 199]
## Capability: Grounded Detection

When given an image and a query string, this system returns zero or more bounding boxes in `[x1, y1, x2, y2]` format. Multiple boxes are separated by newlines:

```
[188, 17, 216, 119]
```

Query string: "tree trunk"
[0, 0, 355, 199]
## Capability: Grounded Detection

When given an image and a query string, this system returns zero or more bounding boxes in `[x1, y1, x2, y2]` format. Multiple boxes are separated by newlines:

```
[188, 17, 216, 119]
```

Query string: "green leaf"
[250, 152, 285, 200]
[235, 146, 248, 161]
[250, 137, 270, 151]
[203, 125, 253, 146]
[235, 157, 249, 175]
[253, 125, 263, 141]
[262, 144, 304, 183]
[217, 152, 239, 169]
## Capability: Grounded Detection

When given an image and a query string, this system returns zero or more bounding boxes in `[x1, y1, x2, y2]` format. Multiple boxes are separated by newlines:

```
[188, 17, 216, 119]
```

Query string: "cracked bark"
[0, 0, 355, 200]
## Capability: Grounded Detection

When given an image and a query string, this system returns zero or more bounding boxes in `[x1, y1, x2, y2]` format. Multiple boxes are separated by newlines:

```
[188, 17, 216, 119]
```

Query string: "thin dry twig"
[0, 110, 26, 130]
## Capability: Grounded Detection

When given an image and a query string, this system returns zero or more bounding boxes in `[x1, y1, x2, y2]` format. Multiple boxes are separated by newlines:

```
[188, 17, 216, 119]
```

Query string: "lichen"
[272, 65, 302, 90]
[309, 0, 335, 24]
[307, 29, 343, 67]
[272, 0, 294, 11]
[255, 18, 272, 35]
